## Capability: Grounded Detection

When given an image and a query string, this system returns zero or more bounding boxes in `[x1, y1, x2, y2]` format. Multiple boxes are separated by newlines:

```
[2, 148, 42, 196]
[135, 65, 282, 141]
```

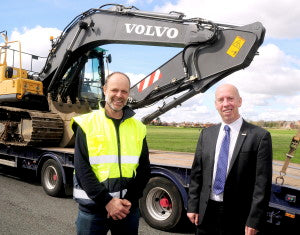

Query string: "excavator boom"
[40, 4, 264, 95]
[0, 3, 265, 146]
[38, 4, 264, 123]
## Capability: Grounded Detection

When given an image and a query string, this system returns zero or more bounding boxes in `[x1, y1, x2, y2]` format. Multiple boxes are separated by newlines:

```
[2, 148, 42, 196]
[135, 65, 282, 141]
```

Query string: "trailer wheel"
[139, 176, 183, 231]
[41, 159, 64, 197]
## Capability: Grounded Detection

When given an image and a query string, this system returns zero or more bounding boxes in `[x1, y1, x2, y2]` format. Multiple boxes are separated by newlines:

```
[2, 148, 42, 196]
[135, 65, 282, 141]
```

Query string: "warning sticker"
[226, 36, 246, 58]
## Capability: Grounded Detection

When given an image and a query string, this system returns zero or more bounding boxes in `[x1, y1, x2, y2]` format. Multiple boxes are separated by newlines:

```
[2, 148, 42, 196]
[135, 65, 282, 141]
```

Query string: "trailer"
[0, 145, 74, 196]
[140, 150, 300, 233]
[0, 144, 299, 233]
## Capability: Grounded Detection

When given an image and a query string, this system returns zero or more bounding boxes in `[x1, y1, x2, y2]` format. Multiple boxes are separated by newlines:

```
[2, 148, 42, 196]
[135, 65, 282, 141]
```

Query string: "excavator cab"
[48, 47, 107, 110]
[79, 55, 103, 103]
[78, 47, 108, 107]
[0, 31, 44, 106]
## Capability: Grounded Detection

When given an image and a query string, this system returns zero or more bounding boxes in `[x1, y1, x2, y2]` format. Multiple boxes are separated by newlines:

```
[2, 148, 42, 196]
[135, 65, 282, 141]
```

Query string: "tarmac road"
[0, 166, 194, 235]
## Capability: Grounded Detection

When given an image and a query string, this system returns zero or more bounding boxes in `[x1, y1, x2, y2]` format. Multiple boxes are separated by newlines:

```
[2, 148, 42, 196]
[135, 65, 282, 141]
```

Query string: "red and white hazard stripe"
[138, 69, 162, 92]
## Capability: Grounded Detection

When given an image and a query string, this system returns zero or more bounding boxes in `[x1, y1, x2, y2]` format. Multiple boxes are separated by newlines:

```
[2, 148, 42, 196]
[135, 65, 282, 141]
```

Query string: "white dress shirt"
[210, 116, 243, 201]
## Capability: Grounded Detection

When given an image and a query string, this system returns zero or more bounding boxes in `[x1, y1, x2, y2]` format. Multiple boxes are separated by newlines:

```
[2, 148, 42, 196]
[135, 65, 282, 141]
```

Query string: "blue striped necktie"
[213, 125, 230, 195]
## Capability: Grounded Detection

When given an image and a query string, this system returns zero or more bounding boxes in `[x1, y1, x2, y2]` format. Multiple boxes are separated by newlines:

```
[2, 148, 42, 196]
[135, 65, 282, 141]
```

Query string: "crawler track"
[0, 106, 64, 146]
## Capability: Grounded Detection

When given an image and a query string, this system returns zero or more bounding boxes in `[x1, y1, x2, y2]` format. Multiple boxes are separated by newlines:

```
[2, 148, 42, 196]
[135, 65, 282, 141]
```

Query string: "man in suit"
[187, 84, 272, 235]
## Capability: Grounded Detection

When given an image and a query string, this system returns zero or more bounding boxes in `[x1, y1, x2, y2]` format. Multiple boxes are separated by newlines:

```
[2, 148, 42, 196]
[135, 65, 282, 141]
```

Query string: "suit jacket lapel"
[209, 124, 221, 169]
[228, 120, 248, 173]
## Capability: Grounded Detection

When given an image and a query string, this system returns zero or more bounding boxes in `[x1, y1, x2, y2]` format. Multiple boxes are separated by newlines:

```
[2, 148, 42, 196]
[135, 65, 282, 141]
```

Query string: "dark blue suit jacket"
[188, 120, 272, 231]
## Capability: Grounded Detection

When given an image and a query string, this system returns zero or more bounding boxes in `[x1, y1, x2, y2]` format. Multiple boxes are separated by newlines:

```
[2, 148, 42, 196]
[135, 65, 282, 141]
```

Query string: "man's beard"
[105, 96, 126, 112]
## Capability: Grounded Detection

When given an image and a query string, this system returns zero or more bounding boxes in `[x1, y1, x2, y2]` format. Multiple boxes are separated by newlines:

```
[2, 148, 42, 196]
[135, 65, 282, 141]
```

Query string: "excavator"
[0, 3, 265, 148]
[2, 4, 300, 232]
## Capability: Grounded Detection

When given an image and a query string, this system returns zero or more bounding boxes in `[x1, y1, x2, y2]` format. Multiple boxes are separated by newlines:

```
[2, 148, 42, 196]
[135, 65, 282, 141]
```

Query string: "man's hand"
[122, 199, 132, 210]
[187, 212, 199, 225]
[245, 226, 258, 235]
[105, 198, 132, 220]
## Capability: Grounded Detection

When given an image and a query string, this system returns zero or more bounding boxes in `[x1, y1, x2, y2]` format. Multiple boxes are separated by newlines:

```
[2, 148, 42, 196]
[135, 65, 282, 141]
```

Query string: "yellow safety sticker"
[285, 212, 295, 219]
[226, 36, 246, 58]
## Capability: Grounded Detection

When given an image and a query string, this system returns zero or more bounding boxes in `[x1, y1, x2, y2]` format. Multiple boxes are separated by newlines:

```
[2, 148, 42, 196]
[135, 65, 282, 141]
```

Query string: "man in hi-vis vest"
[71, 72, 150, 235]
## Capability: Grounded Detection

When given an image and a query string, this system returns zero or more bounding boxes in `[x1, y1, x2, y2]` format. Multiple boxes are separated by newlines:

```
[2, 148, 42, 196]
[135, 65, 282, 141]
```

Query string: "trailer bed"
[149, 149, 194, 168]
[38, 147, 300, 189]
[149, 150, 300, 189]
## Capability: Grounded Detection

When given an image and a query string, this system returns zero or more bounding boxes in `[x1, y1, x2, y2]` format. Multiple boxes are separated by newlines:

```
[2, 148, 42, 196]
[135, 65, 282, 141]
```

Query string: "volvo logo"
[125, 23, 179, 39]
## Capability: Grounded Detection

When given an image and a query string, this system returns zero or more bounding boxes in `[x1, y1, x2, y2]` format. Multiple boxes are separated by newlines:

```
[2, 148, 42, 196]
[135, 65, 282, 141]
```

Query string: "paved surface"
[0, 166, 193, 235]
[1, 156, 299, 235]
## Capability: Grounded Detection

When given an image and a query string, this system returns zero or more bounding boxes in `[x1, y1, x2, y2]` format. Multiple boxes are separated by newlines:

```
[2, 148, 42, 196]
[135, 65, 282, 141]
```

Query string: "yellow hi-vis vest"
[71, 108, 146, 204]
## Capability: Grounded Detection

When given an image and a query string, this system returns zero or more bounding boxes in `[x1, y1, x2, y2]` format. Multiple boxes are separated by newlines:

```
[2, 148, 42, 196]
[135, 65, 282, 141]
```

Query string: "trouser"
[76, 207, 140, 235]
[196, 200, 244, 235]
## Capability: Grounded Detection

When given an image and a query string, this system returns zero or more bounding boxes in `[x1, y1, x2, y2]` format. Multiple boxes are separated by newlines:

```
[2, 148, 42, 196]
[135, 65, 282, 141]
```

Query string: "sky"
[1, 0, 300, 123]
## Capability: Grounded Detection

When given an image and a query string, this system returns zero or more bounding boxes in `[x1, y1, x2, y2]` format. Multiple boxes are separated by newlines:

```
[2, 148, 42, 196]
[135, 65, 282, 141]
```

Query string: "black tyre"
[139, 176, 183, 231]
[41, 159, 64, 197]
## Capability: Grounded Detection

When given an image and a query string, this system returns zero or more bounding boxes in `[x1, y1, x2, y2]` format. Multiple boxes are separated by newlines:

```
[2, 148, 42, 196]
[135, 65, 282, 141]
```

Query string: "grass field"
[146, 126, 300, 164]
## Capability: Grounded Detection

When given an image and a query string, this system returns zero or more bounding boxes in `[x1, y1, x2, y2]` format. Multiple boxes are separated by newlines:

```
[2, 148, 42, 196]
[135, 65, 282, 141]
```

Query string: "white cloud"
[255, 107, 300, 121]
[125, 72, 146, 86]
[226, 43, 300, 96]
[154, 0, 300, 39]
[281, 95, 300, 108]
[126, 0, 154, 5]
[126, 0, 138, 5]
[7, 26, 61, 72]
[11, 26, 61, 56]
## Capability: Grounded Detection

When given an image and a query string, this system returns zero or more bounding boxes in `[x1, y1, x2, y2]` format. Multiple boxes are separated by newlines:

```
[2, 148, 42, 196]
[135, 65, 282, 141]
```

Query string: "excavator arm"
[40, 4, 265, 124]
[0, 4, 265, 147]
[128, 21, 264, 122]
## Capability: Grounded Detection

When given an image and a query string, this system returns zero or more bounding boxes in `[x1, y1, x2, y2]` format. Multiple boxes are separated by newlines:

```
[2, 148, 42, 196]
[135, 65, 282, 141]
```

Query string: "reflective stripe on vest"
[71, 108, 146, 204]
[89, 155, 140, 165]
[73, 176, 128, 205]
[74, 188, 128, 200]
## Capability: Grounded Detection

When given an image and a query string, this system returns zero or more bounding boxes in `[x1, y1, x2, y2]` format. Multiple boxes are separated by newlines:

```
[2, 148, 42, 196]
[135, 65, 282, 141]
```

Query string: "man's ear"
[103, 85, 107, 96]
[238, 97, 242, 107]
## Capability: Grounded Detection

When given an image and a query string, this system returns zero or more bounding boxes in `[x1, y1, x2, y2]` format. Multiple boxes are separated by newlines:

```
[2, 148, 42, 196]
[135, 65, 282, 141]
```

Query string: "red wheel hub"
[52, 174, 58, 181]
[159, 197, 172, 208]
